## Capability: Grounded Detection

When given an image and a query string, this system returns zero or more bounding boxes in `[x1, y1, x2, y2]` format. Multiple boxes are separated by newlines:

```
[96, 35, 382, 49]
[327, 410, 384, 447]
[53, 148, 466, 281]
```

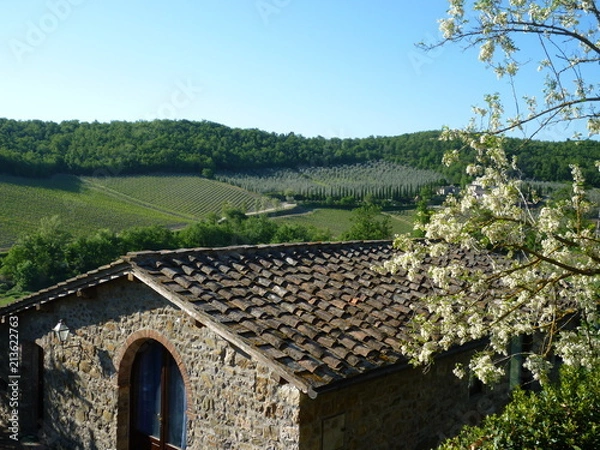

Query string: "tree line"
[1, 118, 599, 186]
[0, 205, 391, 297]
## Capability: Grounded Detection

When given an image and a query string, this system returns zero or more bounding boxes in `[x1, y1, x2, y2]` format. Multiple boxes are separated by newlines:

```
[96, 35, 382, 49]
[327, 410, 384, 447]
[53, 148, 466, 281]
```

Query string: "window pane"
[135, 342, 163, 438]
[167, 359, 187, 448]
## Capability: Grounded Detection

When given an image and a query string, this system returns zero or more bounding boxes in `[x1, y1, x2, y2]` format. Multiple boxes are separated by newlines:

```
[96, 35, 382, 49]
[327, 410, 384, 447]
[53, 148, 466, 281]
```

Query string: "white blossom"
[439, 18, 457, 38]
[523, 354, 553, 383]
[588, 118, 600, 136]
[470, 353, 505, 384]
[453, 363, 466, 379]
[479, 40, 495, 62]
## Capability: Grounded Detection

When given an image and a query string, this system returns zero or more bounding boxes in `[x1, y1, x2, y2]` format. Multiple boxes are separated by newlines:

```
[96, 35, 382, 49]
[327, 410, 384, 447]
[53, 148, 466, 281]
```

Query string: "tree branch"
[491, 97, 600, 135]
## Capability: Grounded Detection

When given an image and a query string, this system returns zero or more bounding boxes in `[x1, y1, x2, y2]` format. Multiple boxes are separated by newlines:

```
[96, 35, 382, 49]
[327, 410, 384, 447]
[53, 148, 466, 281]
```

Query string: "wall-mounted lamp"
[52, 319, 95, 359]
[53, 319, 71, 344]
[53, 319, 83, 352]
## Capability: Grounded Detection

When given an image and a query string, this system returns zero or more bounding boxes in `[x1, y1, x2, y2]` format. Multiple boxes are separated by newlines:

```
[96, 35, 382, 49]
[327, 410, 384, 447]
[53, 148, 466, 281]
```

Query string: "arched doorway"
[130, 339, 187, 450]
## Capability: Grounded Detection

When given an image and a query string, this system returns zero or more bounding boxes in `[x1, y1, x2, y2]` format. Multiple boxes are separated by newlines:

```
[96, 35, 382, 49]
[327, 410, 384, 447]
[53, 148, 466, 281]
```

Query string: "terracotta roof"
[1, 240, 494, 397]
[126, 240, 493, 395]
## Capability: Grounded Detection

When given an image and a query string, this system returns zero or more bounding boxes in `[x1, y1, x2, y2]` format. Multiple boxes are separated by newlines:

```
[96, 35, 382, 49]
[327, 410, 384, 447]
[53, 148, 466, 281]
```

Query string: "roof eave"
[0, 260, 131, 321]
[311, 338, 487, 397]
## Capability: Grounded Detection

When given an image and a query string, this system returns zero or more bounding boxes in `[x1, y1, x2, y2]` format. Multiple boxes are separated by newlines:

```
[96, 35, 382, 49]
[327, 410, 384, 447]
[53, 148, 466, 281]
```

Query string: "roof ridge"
[125, 239, 393, 260]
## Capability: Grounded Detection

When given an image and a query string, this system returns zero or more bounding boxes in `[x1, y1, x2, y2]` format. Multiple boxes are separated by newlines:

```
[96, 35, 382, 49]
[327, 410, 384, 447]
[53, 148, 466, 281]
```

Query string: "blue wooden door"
[131, 340, 187, 450]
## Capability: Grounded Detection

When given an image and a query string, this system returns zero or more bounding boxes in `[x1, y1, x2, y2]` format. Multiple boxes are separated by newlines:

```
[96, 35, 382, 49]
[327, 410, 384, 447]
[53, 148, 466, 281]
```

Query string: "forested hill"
[0, 119, 451, 176]
[1, 118, 599, 185]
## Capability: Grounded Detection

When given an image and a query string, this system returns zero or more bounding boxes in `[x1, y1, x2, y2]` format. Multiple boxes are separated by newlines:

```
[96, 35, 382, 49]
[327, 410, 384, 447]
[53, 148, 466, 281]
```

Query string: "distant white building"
[436, 185, 459, 197]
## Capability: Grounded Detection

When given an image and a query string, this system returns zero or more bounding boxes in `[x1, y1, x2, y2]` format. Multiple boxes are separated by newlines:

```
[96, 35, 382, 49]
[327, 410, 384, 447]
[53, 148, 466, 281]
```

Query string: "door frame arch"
[115, 329, 192, 450]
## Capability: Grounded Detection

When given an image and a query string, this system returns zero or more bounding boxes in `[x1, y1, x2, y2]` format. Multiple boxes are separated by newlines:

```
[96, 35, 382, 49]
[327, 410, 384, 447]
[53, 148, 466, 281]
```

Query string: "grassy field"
[0, 174, 274, 248]
[385, 210, 418, 236]
[273, 208, 416, 238]
[0, 169, 419, 249]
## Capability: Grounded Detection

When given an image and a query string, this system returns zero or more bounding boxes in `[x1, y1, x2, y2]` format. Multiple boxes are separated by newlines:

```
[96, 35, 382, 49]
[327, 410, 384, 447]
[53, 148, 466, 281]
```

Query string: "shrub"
[439, 364, 600, 449]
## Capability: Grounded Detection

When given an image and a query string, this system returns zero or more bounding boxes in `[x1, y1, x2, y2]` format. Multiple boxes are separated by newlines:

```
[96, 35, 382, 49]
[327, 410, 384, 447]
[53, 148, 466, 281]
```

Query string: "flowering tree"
[439, 0, 600, 137]
[383, 1, 600, 384]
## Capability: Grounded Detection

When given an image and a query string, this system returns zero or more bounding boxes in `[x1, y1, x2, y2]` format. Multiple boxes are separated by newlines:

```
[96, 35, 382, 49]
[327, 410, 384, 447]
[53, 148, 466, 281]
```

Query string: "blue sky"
[0, 1, 570, 139]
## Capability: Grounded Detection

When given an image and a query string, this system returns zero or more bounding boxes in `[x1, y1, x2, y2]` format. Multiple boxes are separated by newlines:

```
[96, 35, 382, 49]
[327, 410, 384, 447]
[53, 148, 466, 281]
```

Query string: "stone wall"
[299, 351, 509, 450]
[0, 277, 300, 449]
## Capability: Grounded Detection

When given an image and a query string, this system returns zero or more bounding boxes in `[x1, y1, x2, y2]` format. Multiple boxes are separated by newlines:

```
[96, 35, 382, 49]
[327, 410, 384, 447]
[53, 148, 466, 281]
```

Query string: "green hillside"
[2, 118, 599, 186]
[0, 174, 272, 248]
[83, 174, 276, 219]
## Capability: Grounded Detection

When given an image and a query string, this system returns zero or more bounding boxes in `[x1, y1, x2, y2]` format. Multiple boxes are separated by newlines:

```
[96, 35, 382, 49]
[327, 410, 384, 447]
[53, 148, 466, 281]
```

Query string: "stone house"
[0, 240, 510, 450]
